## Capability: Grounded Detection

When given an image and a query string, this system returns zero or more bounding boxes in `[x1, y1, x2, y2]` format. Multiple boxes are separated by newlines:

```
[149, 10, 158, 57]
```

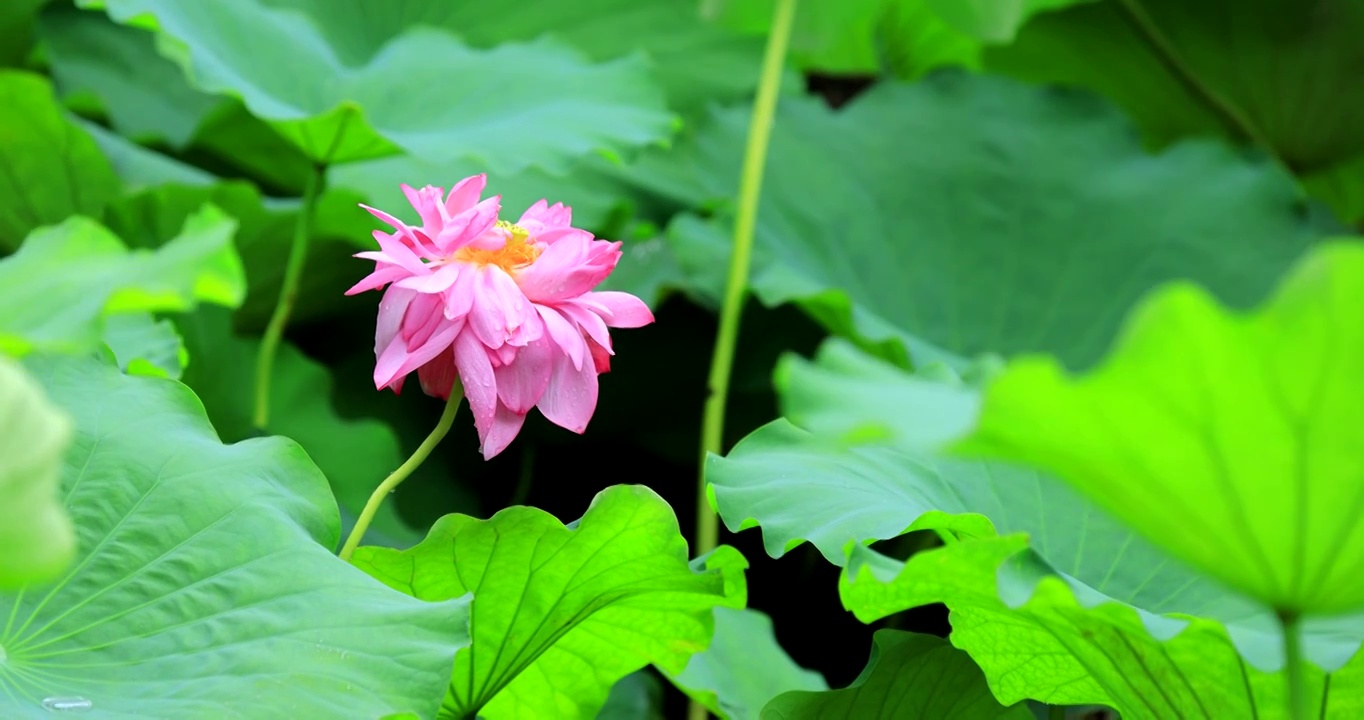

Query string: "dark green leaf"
[761, 630, 1032, 719]
[0, 71, 119, 251]
[664, 73, 1335, 370]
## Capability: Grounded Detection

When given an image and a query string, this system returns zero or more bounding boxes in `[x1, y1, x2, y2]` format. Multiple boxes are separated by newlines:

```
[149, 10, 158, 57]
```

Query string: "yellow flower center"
[454, 220, 540, 273]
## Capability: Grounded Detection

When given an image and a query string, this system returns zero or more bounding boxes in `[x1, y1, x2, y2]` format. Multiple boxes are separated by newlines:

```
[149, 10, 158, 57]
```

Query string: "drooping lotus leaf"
[353, 485, 747, 719]
[958, 241, 1364, 615]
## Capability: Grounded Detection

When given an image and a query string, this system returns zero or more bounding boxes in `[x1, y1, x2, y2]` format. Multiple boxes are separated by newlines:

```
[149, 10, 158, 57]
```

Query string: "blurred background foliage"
[2, 0, 1360, 715]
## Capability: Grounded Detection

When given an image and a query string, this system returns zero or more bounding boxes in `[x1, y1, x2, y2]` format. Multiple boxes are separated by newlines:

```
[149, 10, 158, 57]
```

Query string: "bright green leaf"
[0, 70, 118, 251]
[80, 0, 675, 170]
[353, 485, 748, 719]
[662, 73, 1334, 370]
[669, 607, 826, 720]
[710, 334, 1364, 715]
[958, 241, 1364, 615]
[761, 630, 1032, 719]
[179, 307, 420, 547]
[100, 312, 186, 379]
[100, 179, 370, 328]
[0, 355, 74, 589]
[840, 537, 1364, 718]
[0, 207, 244, 357]
[0, 354, 469, 717]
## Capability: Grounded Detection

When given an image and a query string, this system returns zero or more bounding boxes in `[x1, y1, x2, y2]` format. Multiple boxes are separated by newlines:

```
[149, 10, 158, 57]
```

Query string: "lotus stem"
[253, 162, 324, 429]
[691, 0, 797, 716]
[1279, 610, 1309, 720]
[339, 392, 463, 561]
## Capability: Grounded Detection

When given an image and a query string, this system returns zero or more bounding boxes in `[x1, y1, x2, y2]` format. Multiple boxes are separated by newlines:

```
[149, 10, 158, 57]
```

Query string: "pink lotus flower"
[346, 175, 655, 459]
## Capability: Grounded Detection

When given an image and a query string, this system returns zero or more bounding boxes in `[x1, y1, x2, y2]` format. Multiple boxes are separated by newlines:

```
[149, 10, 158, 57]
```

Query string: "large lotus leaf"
[179, 307, 418, 547]
[761, 630, 1032, 719]
[668, 607, 826, 719]
[985, 0, 1364, 179]
[0, 355, 75, 588]
[0, 71, 118, 251]
[713, 336, 1364, 664]
[955, 241, 1364, 615]
[329, 0, 765, 113]
[352, 485, 748, 719]
[78, 0, 675, 170]
[660, 72, 1335, 370]
[40, 6, 222, 147]
[0, 354, 469, 717]
[711, 0, 981, 79]
[100, 312, 187, 379]
[0, 207, 244, 357]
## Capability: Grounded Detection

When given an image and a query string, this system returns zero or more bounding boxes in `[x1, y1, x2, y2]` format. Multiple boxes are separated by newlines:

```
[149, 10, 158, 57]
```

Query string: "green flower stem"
[253, 162, 324, 429]
[1279, 610, 1309, 720]
[690, 3, 796, 719]
[695, 0, 798, 558]
[339, 392, 463, 561]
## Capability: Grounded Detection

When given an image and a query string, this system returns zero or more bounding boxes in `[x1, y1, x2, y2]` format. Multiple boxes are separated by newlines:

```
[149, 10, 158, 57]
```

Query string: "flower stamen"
[455, 220, 540, 273]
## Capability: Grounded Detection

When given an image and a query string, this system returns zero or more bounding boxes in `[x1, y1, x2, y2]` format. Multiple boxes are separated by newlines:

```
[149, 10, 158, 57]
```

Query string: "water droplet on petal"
[42, 697, 92, 712]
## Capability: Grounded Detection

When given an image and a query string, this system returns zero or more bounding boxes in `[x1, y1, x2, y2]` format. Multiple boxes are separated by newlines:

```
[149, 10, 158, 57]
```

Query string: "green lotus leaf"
[0, 206, 244, 357]
[100, 312, 186, 379]
[77, 0, 675, 171]
[840, 537, 1364, 718]
[761, 630, 1032, 719]
[0, 71, 118, 251]
[668, 607, 826, 719]
[179, 307, 420, 547]
[660, 72, 1335, 370]
[353, 485, 747, 719]
[0, 354, 469, 717]
[985, 0, 1364, 180]
[958, 241, 1364, 615]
